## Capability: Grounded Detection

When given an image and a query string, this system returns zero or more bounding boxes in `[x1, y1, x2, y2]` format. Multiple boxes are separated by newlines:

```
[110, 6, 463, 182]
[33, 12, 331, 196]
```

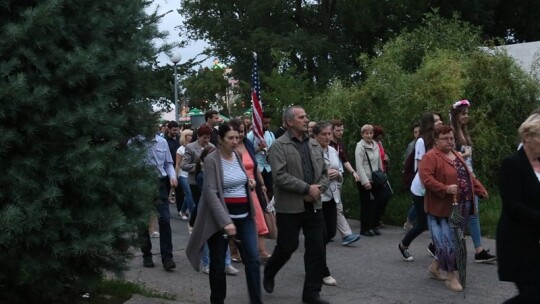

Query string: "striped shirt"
[221, 154, 249, 218]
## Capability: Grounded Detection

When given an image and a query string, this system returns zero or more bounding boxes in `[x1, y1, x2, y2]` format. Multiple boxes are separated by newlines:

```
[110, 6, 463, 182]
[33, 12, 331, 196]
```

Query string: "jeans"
[401, 194, 428, 247]
[467, 197, 482, 249]
[207, 216, 261, 304]
[406, 205, 416, 223]
[178, 176, 194, 214]
[264, 203, 325, 299]
[174, 180, 184, 213]
[140, 177, 173, 263]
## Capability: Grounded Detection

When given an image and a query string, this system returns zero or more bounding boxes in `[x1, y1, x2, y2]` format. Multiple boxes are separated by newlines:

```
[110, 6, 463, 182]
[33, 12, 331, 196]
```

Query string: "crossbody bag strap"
[364, 151, 374, 173]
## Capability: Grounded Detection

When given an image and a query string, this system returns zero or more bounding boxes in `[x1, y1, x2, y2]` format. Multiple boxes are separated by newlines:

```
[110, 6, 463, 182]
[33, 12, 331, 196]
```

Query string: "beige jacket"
[354, 139, 382, 186]
[181, 141, 215, 185]
[268, 131, 329, 213]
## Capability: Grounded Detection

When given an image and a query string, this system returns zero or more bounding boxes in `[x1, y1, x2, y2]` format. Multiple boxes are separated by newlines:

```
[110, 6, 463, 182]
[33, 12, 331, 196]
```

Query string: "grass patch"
[75, 278, 176, 304]
[341, 176, 501, 237]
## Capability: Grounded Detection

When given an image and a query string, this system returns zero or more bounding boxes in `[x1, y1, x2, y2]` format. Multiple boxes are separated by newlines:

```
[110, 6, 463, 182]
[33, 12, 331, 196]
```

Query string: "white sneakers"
[201, 265, 239, 275]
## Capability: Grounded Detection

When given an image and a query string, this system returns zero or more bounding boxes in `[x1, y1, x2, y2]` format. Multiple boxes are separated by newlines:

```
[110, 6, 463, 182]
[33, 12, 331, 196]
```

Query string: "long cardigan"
[185, 149, 256, 271]
[496, 148, 540, 282]
[419, 148, 487, 217]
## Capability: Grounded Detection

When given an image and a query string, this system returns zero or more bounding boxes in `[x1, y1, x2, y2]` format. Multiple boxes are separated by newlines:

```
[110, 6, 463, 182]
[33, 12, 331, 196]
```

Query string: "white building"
[493, 41, 540, 74]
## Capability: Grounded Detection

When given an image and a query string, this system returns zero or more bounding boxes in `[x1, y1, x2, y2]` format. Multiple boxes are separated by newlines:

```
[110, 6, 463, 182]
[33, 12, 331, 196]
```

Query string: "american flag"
[251, 52, 266, 145]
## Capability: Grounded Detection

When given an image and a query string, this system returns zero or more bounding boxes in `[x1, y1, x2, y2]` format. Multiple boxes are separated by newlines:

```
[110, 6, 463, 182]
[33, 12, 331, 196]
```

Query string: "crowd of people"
[139, 104, 540, 303]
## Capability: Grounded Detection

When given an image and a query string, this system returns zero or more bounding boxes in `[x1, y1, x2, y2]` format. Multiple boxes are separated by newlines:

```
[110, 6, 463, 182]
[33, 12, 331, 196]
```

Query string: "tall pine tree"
[0, 1, 165, 302]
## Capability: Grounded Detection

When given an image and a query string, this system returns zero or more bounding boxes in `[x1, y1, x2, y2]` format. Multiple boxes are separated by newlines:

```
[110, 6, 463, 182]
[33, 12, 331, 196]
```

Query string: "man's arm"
[268, 141, 310, 194]
[163, 142, 178, 187]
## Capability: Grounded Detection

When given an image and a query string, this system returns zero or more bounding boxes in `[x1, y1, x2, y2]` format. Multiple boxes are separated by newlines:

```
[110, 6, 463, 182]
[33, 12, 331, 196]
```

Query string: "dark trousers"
[401, 193, 428, 247]
[139, 177, 173, 263]
[322, 199, 337, 241]
[207, 216, 261, 304]
[374, 186, 390, 224]
[322, 199, 336, 278]
[188, 183, 202, 227]
[264, 203, 326, 299]
[261, 169, 273, 200]
[504, 281, 540, 303]
[357, 184, 377, 233]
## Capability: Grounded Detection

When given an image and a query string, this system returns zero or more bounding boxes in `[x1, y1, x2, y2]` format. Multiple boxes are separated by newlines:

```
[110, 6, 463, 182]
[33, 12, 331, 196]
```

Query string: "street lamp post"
[169, 53, 182, 122]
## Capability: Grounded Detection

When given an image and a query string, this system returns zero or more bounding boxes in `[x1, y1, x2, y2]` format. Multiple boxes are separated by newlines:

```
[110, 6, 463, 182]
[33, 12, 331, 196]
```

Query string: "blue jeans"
[140, 177, 173, 263]
[467, 197, 482, 249]
[207, 215, 261, 304]
[178, 176, 194, 214]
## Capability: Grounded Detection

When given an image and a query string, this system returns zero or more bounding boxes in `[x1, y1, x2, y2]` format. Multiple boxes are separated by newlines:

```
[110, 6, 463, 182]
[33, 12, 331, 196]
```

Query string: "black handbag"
[365, 151, 388, 187]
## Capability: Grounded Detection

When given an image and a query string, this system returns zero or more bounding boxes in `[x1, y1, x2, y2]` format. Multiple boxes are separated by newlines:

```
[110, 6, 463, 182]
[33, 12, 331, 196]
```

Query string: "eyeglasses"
[436, 137, 455, 142]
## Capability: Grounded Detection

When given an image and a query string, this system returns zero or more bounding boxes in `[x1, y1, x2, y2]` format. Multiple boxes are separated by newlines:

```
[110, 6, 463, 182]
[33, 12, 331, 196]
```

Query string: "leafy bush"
[307, 14, 540, 192]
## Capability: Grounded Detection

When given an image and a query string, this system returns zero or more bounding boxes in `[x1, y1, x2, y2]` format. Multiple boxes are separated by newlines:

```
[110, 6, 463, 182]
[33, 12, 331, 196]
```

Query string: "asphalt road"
[122, 204, 515, 304]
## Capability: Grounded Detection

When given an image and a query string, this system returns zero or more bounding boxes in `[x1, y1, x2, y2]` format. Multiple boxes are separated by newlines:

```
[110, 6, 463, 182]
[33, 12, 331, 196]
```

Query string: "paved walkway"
[122, 204, 515, 303]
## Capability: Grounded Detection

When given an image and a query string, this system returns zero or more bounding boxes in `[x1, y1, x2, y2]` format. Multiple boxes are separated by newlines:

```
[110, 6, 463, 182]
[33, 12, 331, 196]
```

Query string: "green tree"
[181, 66, 231, 111]
[0, 1, 165, 302]
[312, 14, 540, 190]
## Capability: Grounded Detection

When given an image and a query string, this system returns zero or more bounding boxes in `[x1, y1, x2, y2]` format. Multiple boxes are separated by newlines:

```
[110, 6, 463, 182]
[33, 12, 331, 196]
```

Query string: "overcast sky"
[148, 0, 210, 67]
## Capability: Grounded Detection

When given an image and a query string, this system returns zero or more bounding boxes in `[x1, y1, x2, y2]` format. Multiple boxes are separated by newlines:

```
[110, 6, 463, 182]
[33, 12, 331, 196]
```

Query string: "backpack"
[401, 139, 420, 190]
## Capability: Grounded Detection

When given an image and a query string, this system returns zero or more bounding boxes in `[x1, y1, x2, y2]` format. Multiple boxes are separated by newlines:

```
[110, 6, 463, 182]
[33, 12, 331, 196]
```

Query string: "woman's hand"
[363, 183, 372, 190]
[462, 146, 472, 158]
[224, 223, 236, 237]
[479, 191, 489, 200]
[328, 168, 339, 180]
[248, 179, 256, 191]
[446, 184, 458, 195]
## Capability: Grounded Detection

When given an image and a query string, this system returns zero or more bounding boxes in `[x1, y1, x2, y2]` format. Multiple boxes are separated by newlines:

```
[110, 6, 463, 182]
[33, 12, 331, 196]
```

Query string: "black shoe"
[143, 256, 154, 268]
[371, 228, 381, 236]
[475, 249, 496, 263]
[263, 275, 274, 293]
[163, 259, 176, 271]
[302, 296, 330, 304]
[427, 242, 436, 258]
[360, 230, 375, 237]
[398, 243, 414, 262]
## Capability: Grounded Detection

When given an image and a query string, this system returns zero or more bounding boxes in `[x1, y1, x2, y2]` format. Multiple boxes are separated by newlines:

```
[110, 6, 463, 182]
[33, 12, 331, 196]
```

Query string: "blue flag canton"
[251, 60, 261, 102]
